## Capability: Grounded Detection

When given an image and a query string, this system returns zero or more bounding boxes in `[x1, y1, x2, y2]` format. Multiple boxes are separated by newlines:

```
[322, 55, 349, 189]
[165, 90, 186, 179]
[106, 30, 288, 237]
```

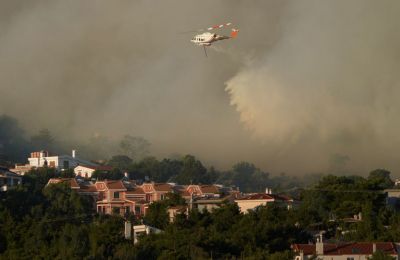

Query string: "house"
[186, 184, 221, 198]
[10, 164, 33, 175]
[385, 188, 400, 208]
[234, 189, 294, 213]
[74, 165, 113, 179]
[125, 186, 148, 216]
[132, 224, 162, 244]
[28, 150, 97, 171]
[46, 178, 150, 216]
[0, 166, 22, 191]
[141, 182, 173, 202]
[167, 206, 188, 222]
[47, 178, 81, 190]
[193, 192, 240, 212]
[95, 180, 135, 215]
[292, 236, 400, 260]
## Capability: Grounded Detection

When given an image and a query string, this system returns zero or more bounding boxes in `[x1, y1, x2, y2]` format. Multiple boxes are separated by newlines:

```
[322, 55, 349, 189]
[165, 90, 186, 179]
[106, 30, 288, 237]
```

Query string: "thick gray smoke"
[226, 0, 400, 174]
[1, 1, 400, 174]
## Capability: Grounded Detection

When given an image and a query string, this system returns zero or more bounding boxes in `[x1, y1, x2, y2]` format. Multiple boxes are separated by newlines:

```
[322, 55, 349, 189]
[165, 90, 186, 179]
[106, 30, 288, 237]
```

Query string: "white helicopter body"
[189, 23, 239, 56]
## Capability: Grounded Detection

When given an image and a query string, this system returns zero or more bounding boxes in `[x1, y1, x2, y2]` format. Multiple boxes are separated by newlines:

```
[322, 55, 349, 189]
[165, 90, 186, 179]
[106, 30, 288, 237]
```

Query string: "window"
[135, 206, 141, 214]
[114, 192, 120, 199]
[347, 258, 354, 260]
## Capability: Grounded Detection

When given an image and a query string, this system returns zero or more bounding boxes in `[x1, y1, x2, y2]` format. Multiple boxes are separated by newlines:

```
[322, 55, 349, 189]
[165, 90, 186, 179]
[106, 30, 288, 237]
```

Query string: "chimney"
[72, 150, 76, 158]
[373, 243, 376, 253]
[265, 188, 272, 194]
[316, 233, 324, 255]
[124, 221, 132, 239]
[124, 172, 129, 178]
[299, 250, 304, 260]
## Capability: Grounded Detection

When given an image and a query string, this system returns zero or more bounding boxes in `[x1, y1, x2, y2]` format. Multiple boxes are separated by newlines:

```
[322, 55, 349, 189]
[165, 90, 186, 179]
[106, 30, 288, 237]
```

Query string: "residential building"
[95, 180, 135, 215]
[132, 224, 162, 244]
[194, 192, 240, 212]
[10, 164, 33, 175]
[186, 184, 221, 197]
[292, 239, 400, 260]
[0, 167, 22, 191]
[385, 188, 400, 207]
[47, 178, 150, 216]
[234, 189, 294, 213]
[141, 182, 173, 202]
[74, 165, 113, 179]
[167, 206, 188, 222]
[28, 150, 97, 171]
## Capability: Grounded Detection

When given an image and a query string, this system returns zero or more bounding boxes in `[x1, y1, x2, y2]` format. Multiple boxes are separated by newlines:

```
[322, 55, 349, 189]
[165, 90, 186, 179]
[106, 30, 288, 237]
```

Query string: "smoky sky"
[1, 0, 400, 175]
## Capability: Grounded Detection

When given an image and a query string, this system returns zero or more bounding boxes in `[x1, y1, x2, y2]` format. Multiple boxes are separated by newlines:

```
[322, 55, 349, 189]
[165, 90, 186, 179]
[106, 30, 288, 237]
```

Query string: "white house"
[74, 165, 113, 178]
[0, 167, 22, 191]
[234, 189, 294, 213]
[28, 150, 97, 171]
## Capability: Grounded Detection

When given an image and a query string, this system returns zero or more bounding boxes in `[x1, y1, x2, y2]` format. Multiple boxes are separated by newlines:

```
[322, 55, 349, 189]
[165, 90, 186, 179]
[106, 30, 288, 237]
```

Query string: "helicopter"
[190, 22, 239, 57]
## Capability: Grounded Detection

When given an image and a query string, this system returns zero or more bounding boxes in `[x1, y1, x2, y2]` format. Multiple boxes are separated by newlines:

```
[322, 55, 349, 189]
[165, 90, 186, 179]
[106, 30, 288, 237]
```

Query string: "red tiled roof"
[235, 193, 293, 201]
[179, 190, 191, 197]
[47, 178, 80, 189]
[126, 187, 145, 194]
[200, 185, 220, 194]
[104, 180, 126, 190]
[153, 183, 172, 192]
[235, 193, 274, 200]
[79, 184, 98, 192]
[293, 242, 398, 255]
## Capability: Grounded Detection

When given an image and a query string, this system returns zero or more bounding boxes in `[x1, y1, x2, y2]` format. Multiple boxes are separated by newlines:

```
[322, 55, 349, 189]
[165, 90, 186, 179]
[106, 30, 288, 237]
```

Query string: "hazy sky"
[1, 0, 400, 175]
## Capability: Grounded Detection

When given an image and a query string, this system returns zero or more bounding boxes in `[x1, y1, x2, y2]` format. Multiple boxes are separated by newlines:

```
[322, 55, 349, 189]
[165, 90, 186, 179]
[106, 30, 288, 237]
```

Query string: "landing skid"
[203, 45, 208, 57]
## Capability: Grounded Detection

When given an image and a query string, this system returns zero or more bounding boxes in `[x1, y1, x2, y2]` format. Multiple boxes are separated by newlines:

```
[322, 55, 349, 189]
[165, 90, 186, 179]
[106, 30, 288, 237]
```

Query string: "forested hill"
[1, 168, 399, 259]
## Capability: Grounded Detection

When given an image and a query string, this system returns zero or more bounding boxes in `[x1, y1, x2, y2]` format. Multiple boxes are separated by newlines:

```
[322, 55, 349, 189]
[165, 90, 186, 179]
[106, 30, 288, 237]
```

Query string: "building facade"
[292, 238, 400, 260]
[0, 167, 22, 191]
[74, 165, 113, 179]
[28, 150, 97, 171]
[234, 191, 294, 213]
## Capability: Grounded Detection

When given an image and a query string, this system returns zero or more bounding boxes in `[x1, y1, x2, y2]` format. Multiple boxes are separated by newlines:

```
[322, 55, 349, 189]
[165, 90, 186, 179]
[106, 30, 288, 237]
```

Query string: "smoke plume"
[1, 1, 400, 174]
[226, 0, 400, 173]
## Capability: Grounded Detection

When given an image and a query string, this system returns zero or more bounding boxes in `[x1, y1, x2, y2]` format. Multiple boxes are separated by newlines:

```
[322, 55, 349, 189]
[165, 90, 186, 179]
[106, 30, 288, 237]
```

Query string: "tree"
[43, 182, 93, 218]
[92, 168, 123, 180]
[368, 169, 393, 190]
[119, 135, 150, 161]
[107, 155, 133, 171]
[144, 202, 169, 229]
[229, 162, 270, 192]
[173, 155, 208, 185]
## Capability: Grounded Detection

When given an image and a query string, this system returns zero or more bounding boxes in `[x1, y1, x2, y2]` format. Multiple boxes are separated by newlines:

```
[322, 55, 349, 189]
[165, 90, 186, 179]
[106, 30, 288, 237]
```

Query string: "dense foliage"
[1, 168, 400, 259]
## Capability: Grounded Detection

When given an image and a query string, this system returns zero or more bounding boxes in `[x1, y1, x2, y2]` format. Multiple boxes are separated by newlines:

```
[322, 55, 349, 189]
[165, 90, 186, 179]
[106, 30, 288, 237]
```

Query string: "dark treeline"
[102, 155, 315, 193]
[0, 114, 316, 193]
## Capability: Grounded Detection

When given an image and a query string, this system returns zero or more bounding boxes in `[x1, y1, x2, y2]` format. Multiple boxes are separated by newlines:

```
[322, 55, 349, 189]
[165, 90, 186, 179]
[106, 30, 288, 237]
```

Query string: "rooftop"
[292, 242, 398, 255]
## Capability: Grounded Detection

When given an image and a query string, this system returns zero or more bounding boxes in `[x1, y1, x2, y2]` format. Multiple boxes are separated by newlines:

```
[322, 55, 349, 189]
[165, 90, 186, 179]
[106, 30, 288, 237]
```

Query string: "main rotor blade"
[180, 22, 232, 34]
[206, 22, 232, 31]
